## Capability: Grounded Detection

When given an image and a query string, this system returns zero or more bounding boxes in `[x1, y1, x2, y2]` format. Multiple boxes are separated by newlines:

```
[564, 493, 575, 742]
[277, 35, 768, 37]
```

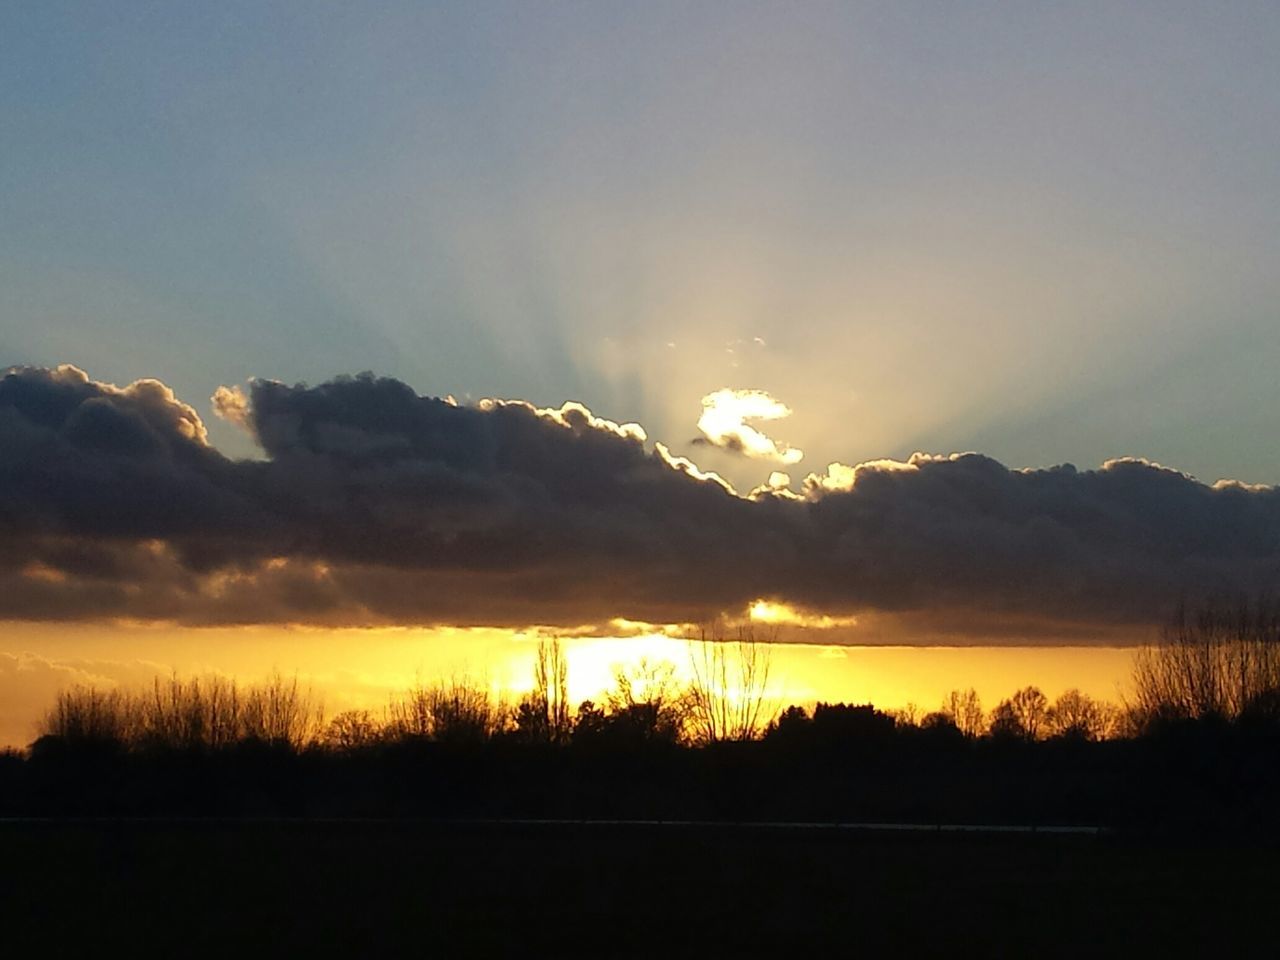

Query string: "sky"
[3, 3, 1280, 742]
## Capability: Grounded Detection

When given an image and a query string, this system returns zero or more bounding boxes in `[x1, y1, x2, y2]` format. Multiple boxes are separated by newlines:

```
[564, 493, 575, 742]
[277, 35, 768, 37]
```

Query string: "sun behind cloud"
[695, 388, 804, 465]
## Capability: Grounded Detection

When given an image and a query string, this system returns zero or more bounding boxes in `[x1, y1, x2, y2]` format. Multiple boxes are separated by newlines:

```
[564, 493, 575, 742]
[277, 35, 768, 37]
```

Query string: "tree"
[687, 622, 775, 744]
[808, 702, 897, 746]
[989, 686, 1049, 741]
[916, 711, 966, 745]
[570, 700, 608, 743]
[764, 704, 811, 742]
[388, 676, 507, 744]
[1047, 689, 1116, 741]
[324, 709, 383, 750]
[1129, 595, 1280, 729]
[38, 686, 132, 746]
[240, 672, 323, 748]
[940, 688, 985, 738]
[604, 658, 693, 744]
[37, 672, 326, 752]
[136, 674, 243, 750]
[523, 639, 571, 744]
[891, 703, 921, 728]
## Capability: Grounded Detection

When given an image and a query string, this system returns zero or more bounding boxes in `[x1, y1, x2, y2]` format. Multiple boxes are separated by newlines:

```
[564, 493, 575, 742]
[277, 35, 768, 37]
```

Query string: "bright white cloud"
[696, 388, 804, 465]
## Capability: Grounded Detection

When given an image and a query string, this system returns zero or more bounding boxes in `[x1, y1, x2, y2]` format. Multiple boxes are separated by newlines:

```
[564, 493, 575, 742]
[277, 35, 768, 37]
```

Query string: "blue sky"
[4, 1, 1279, 489]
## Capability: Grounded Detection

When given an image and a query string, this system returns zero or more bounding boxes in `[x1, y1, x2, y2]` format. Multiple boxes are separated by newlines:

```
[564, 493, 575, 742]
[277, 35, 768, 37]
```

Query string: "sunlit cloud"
[484, 398, 648, 443]
[654, 441, 738, 495]
[802, 456, 927, 495]
[607, 617, 691, 638]
[748, 470, 803, 501]
[211, 384, 253, 433]
[695, 388, 804, 464]
[748, 600, 859, 630]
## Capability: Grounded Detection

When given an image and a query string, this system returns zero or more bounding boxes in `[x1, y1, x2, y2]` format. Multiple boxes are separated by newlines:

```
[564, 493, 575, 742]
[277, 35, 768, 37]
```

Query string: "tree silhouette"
[990, 686, 1049, 741]
[518, 639, 571, 744]
[1129, 595, 1280, 730]
[570, 700, 608, 743]
[940, 688, 985, 738]
[765, 704, 811, 742]
[137, 675, 243, 750]
[1047, 689, 1115, 741]
[388, 676, 507, 744]
[603, 659, 693, 744]
[38, 686, 131, 746]
[239, 672, 324, 748]
[37, 673, 324, 751]
[324, 709, 383, 750]
[687, 622, 775, 743]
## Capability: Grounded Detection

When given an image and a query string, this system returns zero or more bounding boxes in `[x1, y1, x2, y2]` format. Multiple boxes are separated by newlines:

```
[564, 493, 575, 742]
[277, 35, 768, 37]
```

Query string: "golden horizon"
[0, 620, 1140, 749]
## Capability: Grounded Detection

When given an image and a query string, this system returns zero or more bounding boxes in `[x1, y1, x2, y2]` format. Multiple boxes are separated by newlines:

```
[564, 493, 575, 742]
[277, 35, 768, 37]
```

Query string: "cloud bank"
[3, 364, 1278, 644]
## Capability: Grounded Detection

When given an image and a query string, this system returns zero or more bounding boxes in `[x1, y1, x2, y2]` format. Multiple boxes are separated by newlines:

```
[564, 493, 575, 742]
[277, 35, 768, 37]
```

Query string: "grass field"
[1, 821, 1275, 957]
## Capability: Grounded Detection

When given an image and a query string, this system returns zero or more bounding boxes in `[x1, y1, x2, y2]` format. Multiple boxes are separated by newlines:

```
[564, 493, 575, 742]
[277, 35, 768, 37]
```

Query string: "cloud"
[211, 384, 252, 433]
[746, 599, 858, 629]
[694, 388, 804, 464]
[2, 364, 1279, 644]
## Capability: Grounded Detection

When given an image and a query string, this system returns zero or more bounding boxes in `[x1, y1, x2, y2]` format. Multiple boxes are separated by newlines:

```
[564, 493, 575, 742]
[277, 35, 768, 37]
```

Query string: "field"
[1, 820, 1275, 957]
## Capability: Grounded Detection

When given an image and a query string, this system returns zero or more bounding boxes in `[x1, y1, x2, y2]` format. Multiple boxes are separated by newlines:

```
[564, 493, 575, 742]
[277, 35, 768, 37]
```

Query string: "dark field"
[1, 821, 1275, 957]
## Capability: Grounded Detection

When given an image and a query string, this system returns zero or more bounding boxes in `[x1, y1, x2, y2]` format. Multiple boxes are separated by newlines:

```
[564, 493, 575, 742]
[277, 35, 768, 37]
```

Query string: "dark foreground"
[1, 820, 1275, 958]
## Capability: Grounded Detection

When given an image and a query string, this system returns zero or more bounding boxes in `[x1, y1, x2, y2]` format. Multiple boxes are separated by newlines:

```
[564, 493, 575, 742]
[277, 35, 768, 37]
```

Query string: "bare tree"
[389, 676, 508, 744]
[990, 686, 1049, 741]
[687, 622, 776, 744]
[1047, 689, 1117, 741]
[525, 638, 571, 744]
[892, 702, 921, 728]
[37, 672, 323, 751]
[38, 686, 133, 745]
[940, 688, 985, 738]
[240, 671, 324, 748]
[324, 709, 384, 750]
[1129, 596, 1280, 729]
[136, 675, 243, 750]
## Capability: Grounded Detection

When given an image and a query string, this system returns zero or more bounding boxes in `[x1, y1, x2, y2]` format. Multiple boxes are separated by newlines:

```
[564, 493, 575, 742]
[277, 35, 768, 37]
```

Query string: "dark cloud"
[2, 364, 1278, 643]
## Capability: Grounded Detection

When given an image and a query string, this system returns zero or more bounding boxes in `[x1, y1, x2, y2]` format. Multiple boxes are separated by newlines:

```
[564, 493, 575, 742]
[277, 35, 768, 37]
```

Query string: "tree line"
[25, 595, 1280, 756]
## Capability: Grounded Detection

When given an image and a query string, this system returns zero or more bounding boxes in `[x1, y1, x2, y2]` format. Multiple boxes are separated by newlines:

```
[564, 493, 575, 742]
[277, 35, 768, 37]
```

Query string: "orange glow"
[0, 620, 1139, 749]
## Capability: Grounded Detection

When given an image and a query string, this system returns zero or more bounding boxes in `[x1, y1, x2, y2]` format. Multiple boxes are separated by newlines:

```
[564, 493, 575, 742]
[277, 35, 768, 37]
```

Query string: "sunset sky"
[3, 3, 1280, 746]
